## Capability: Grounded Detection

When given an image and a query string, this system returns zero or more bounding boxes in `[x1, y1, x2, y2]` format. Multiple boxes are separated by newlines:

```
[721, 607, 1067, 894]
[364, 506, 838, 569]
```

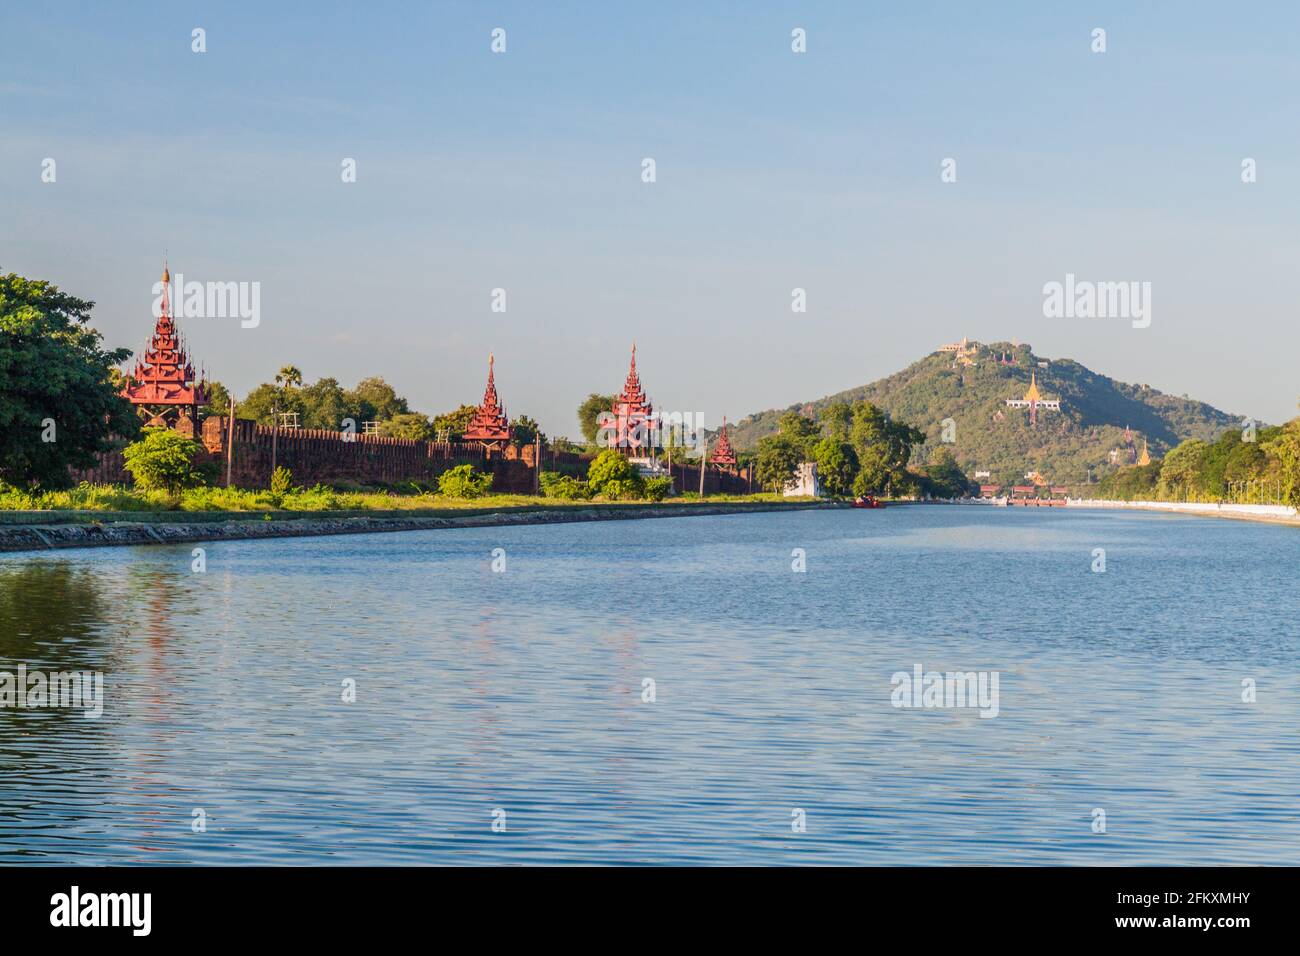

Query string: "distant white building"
[784, 461, 821, 497]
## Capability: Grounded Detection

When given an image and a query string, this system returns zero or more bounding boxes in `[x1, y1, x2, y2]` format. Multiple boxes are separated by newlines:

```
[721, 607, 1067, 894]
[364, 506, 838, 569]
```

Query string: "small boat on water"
[853, 495, 885, 509]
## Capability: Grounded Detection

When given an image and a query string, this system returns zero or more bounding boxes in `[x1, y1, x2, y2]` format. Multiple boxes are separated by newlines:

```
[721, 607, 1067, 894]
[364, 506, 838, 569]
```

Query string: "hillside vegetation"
[723, 341, 1248, 487]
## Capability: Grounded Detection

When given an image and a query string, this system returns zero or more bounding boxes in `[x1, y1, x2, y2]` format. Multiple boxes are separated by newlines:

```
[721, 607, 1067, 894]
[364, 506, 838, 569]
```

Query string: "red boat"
[853, 495, 885, 509]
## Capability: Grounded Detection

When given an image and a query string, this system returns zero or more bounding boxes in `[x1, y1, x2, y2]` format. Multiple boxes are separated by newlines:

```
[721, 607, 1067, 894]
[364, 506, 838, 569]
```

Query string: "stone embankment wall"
[0, 501, 841, 553]
[1068, 499, 1298, 521]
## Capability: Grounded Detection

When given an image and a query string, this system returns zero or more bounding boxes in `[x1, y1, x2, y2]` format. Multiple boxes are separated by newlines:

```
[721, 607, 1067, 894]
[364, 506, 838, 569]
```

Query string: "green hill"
[722, 341, 1249, 487]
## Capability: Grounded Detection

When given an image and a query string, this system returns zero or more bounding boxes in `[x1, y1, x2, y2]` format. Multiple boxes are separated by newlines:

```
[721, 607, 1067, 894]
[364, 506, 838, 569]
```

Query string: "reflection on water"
[0, 507, 1297, 864]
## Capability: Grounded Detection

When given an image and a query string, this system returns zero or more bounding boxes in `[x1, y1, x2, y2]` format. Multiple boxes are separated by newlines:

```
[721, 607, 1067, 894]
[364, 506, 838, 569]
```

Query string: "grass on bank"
[0, 481, 799, 515]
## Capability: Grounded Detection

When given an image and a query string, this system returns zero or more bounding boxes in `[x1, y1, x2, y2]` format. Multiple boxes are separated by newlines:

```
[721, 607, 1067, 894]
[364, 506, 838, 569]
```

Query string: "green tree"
[577, 394, 617, 445]
[852, 449, 894, 497]
[380, 413, 434, 441]
[820, 402, 853, 442]
[432, 404, 477, 441]
[0, 273, 138, 488]
[204, 380, 232, 416]
[849, 401, 924, 494]
[1096, 460, 1162, 500]
[777, 410, 821, 456]
[586, 449, 644, 497]
[239, 383, 295, 426]
[122, 428, 204, 495]
[1157, 439, 1211, 500]
[274, 365, 303, 399]
[921, 446, 974, 498]
[1262, 409, 1300, 505]
[299, 377, 352, 430]
[755, 434, 803, 493]
[512, 414, 545, 446]
[347, 376, 408, 422]
[812, 437, 858, 497]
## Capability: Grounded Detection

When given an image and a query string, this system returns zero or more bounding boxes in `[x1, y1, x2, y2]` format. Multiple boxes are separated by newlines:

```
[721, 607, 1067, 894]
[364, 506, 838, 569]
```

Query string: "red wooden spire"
[710, 417, 737, 467]
[463, 352, 512, 446]
[607, 342, 655, 451]
[121, 263, 208, 426]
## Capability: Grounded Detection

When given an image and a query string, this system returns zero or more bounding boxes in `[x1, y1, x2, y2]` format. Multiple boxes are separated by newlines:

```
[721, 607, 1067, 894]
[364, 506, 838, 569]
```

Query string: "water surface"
[1, 506, 1296, 864]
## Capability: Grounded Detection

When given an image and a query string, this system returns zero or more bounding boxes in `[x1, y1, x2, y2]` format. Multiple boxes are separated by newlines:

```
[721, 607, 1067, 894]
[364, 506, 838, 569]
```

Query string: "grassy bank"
[0, 498, 837, 552]
[0, 481, 799, 520]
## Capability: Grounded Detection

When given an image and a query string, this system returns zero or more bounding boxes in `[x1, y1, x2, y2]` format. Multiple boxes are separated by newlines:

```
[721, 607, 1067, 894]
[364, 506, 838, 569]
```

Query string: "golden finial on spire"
[1024, 372, 1042, 402]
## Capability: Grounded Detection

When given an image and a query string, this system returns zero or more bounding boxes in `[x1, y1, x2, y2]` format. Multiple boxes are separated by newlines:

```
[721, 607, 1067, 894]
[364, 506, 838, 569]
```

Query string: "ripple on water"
[0, 507, 1297, 864]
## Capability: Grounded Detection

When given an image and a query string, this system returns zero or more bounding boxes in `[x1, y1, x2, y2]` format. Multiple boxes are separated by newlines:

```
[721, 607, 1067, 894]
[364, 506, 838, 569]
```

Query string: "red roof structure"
[606, 342, 655, 452]
[463, 353, 512, 448]
[121, 264, 208, 427]
[710, 417, 737, 467]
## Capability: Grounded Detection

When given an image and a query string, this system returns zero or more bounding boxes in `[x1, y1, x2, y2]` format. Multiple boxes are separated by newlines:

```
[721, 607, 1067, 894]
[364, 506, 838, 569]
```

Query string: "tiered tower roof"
[463, 353, 512, 445]
[121, 264, 208, 417]
[608, 342, 654, 451]
[710, 417, 737, 467]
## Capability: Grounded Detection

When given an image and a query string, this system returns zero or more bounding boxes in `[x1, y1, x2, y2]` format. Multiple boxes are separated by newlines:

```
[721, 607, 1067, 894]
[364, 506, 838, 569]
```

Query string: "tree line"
[754, 402, 975, 498]
[207, 366, 544, 445]
[1096, 416, 1300, 505]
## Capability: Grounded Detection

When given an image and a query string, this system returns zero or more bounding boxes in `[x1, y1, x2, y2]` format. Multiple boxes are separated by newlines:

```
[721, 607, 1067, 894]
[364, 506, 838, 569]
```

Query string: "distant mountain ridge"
[723, 340, 1248, 485]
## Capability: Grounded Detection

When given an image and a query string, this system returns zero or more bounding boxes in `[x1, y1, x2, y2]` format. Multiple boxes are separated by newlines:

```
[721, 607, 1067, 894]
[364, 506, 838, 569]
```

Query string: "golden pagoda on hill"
[1004, 372, 1061, 426]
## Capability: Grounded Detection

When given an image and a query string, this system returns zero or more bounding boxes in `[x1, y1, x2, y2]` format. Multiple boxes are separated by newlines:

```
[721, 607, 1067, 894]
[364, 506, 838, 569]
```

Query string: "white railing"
[1068, 499, 1298, 519]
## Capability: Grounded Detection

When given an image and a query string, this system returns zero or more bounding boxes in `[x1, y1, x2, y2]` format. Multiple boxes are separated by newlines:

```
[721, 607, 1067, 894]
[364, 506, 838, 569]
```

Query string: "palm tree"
[275, 365, 303, 391]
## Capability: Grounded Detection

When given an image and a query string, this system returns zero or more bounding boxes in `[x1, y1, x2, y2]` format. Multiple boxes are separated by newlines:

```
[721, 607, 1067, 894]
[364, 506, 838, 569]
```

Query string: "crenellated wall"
[198, 417, 541, 492]
[68, 418, 756, 497]
[71, 418, 538, 493]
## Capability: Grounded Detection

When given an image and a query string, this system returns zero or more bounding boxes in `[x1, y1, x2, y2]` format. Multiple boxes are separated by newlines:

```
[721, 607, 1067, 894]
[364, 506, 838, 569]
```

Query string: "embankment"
[1067, 498, 1299, 525]
[0, 500, 841, 554]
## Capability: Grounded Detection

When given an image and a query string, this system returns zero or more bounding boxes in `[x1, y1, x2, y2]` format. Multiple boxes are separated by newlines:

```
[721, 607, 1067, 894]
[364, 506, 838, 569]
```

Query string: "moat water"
[1, 506, 1297, 864]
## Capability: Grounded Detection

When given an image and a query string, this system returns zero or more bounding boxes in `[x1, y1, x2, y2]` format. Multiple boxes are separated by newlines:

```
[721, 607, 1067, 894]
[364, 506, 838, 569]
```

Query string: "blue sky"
[3, 1, 1298, 433]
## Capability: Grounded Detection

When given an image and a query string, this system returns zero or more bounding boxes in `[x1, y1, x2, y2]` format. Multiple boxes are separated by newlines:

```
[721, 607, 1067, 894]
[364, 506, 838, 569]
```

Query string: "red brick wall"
[200, 417, 540, 492]
[71, 418, 539, 493]
[69, 420, 752, 497]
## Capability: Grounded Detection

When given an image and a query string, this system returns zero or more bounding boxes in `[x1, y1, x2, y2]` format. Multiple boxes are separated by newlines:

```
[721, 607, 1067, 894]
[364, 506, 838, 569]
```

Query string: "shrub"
[285, 483, 343, 510]
[122, 428, 204, 495]
[268, 466, 294, 507]
[540, 472, 592, 500]
[643, 476, 673, 501]
[437, 463, 494, 498]
[599, 478, 646, 501]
